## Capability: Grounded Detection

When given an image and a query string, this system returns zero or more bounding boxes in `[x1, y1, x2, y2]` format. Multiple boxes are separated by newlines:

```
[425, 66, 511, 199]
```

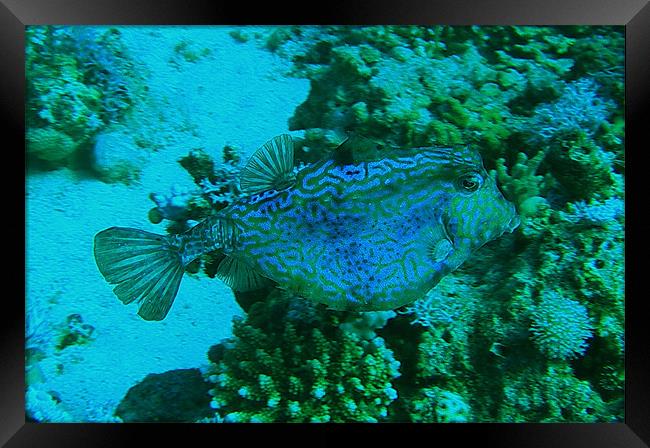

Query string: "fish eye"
[457, 172, 482, 193]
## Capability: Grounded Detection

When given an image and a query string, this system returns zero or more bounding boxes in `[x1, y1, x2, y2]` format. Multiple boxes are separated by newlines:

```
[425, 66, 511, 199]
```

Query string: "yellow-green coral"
[205, 291, 400, 423]
[499, 364, 609, 422]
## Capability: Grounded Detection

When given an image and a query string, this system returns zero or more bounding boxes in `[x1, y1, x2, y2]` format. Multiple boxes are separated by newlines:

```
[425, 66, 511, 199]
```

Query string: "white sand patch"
[26, 26, 309, 421]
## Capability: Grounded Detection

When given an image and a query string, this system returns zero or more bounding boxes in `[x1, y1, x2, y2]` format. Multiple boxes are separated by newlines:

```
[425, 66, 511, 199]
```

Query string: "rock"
[92, 127, 147, 184]
[26, 127, 79, 164]
[115, 368, 214, 422]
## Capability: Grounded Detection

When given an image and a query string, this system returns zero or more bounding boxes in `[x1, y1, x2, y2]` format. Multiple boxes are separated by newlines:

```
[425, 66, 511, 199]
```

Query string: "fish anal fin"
[240, 134, 296, 195]
[216, 256, 272, 291]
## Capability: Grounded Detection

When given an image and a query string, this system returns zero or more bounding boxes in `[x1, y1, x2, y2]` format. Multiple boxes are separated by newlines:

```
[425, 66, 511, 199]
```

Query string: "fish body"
[94, 135, 519, 320]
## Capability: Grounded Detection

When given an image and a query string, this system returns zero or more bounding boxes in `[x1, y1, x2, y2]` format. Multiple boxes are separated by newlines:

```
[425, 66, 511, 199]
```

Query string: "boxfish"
[94, 134, 520, 321]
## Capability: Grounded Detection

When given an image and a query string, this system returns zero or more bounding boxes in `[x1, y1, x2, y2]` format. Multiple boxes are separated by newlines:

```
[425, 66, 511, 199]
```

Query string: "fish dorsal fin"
[332, 133, 387, 165]
[215, 255, 273, 291]
[240, 134, 296, 195]
[332, 135, 355, 165]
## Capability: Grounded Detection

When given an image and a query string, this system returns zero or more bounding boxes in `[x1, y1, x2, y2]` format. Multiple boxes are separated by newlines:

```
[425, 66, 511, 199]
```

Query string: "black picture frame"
[5, 0, 648, 445]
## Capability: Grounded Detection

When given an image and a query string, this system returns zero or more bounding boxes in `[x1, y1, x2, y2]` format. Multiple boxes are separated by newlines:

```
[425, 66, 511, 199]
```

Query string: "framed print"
[4, 0, 648, 445]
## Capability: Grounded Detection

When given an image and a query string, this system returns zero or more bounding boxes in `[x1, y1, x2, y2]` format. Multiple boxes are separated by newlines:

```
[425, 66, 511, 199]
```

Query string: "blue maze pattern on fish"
[94, 135, 519, 319]
[224, 143, 518, 310]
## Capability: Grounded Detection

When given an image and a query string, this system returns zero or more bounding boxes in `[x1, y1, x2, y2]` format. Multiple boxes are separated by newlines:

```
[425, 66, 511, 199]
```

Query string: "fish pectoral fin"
[215, 256, 272, 291]
[423, 223, 454, 263]
[93, 227, 184, 321]
[240, 134, 296, 195]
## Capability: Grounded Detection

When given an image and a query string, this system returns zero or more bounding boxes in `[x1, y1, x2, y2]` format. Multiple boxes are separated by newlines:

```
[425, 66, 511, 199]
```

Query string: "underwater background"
[25, 25, 624, 423]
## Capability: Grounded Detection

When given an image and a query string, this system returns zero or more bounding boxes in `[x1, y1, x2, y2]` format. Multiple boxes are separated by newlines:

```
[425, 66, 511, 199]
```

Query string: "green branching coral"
[495, 150, 552, 211]
[499, 364, 610, 422]
[205, 291, 400, 422]
[408, 387, 471, 423]
[403, 275, 478, 373]
[529, 290, 593, 360]
[510, 78, 622, 202]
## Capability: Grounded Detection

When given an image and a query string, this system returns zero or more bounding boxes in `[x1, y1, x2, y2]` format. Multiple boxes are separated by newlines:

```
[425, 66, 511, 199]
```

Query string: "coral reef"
[169, 38, 214, 67]
[25, 311, 100, 422]
[148, 144, 245, 230]
[239, 25, 624, 423]
[529, 290, 593, 359]
[55, 313, 96, 351]
[134, 25, 621, 424]
[26, 26, 144, 174]
[407, 387, 471, 423]
[498, 364, 609, 422]
[204, 291, 401, 423]
[70, 25, 623, 424]
[26, 386, 74, 422]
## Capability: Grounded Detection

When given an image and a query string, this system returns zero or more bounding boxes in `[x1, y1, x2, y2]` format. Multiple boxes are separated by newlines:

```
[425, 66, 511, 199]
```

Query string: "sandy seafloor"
[25, 26, 310, 421]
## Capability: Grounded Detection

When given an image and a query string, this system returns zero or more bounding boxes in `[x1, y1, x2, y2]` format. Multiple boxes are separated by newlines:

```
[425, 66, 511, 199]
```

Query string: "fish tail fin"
[93, 227, 185, 321]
